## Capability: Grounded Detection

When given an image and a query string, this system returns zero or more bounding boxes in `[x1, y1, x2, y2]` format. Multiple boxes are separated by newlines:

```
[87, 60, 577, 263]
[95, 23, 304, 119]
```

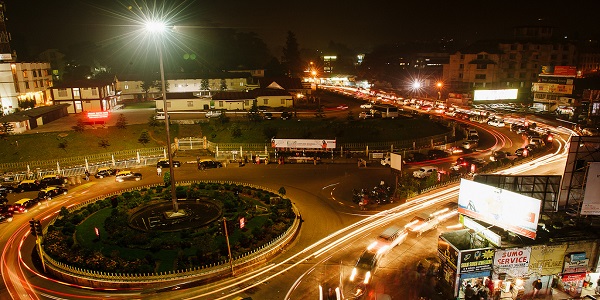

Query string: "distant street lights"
[144, 20, 182, 216]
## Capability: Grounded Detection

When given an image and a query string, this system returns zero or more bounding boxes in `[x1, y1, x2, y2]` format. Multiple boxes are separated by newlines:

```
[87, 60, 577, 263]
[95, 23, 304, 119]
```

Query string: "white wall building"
[0, 62, 53, 115]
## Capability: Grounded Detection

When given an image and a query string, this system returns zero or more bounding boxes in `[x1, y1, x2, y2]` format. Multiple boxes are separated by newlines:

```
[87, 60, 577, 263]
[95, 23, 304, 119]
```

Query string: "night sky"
[5, 0, 600, 56]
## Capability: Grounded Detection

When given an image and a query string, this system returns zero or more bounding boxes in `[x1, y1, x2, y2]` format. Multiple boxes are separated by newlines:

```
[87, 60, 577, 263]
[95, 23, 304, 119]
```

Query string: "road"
[0, 109, 572, 299]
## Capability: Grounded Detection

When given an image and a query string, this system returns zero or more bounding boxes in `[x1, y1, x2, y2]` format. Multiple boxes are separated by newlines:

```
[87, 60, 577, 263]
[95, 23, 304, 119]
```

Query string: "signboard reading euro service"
[457, 179, 541, 239]
[271, 139, 336, 149]
[473, 89, 518, 101]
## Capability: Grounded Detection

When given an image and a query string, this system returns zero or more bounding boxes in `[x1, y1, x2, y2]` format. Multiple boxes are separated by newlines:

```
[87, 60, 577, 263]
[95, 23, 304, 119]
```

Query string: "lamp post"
[146, 21, 181, 216]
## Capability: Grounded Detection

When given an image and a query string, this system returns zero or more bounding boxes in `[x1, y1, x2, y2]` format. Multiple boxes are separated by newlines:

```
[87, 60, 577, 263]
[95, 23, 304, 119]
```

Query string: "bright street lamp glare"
[145, 20, 166, 33]
[412, 81, 421, 89]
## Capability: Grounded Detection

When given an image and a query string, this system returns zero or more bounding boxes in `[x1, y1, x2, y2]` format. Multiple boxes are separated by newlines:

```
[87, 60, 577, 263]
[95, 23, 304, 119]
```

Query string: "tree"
[140, 78, 157, 101]
[220, 79, 227, 91]
[201, 78, 209, 91]
[98, 139, 110, 149]
[278, 186, 286, 197]
[72, 118, 86, 132]
[18, 99, 35, 110]
[347, 110, 355, 121]
[138, 130, 150, 145]
[247, 100, 262, 122]
[163, 171, 171, 186]
[263, 126, 278, 141]
[282, 31, 302, 77]
[58, 140, 68, 151]
[148, 115, 160, 127]
[229, 123, 242, 138]
[115, 114, 127, 129]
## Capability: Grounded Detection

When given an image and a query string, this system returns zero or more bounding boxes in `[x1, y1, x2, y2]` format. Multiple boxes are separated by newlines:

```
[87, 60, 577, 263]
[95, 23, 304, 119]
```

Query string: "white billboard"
[390, 153, 402, 171]
[582, 162, 600, 215]
[271, 138, 336, 149]
[493, 247, 531, 277]
[473, 89, 518, 101]
[457, 179, 541, 239]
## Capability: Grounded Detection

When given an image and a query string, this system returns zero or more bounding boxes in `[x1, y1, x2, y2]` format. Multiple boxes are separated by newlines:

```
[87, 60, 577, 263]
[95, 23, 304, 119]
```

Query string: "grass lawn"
[122, 101, 156, 109]
[75, 207, 177, 273]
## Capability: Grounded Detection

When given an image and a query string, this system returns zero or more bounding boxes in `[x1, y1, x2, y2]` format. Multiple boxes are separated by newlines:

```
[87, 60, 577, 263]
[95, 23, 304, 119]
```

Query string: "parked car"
[37, 186, 68, 200]
[487, 119, 505, 127]
[413, 166, 439, 179]
[462, 140, 478, 150]
[404, 152, 428, 163]
[529, 137, 545, 147]
[360, 103, 373, 109]
[427, 149, 449, 160]
[12, 198, 38, 213]
[115, 170, 143, 182]
[94, 167, 118, 178]
[40, 174, 67, 187]
[263, 112, 273, 120]
[156, 158, 181, 168]
[336, 104, 349, 110]
[359, 111, 375, 119]
[205, 110, 223, 118]
[0, 204, 13, 223]
[490, 151, 508, 162]
[16, 180, 43, 193]
[197, 159, 223, 170]
[515, 148, 528, 157]
[280, 111, 291, 120]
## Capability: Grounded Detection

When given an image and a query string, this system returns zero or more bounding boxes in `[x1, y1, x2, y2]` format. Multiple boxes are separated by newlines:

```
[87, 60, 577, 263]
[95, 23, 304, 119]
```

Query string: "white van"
[413, 166, 438, 179]
[155, 111, 165, 120]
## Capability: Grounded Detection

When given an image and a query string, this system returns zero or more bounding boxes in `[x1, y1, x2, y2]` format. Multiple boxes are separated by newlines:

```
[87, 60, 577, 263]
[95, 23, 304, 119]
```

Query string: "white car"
[206, 110, 223, 118]
[413, 166, 438, 179]
[360, 103, 373, 109]
[488, 119, 505, 127]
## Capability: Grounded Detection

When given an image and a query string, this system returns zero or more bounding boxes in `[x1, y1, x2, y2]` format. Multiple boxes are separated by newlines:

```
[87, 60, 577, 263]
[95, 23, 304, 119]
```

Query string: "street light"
[145, 20, 183, 217]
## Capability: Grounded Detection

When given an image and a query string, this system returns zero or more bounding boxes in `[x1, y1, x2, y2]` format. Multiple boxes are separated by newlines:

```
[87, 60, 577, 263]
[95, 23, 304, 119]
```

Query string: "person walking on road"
[157, 166, 162, 177]
[532, 278, 542, 298]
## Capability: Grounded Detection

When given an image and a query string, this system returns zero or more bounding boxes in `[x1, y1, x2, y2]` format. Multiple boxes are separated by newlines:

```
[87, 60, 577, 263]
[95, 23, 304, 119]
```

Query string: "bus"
[371, 104, 399, 119]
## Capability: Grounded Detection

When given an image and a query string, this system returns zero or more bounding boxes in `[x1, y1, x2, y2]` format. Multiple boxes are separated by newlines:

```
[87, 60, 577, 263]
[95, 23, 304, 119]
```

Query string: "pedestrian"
[532, 278, 542, 298]
[464, 283, 475, 300]
[157, 166, 162, 176]
[84, 169, 90, 181]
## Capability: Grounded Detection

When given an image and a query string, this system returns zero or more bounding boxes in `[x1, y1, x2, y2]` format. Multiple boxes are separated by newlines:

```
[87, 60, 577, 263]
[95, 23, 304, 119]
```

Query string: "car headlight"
[349, 268, 357, 281]
[364, 271, 371, 284]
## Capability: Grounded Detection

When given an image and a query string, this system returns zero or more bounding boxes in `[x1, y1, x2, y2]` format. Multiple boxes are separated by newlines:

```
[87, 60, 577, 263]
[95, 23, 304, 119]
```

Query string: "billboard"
[271, 138, 336, 149]
[459, 248, 494, 274]
[462, 216, 502, 246]
[541, 65, 577, 77]
[581, 162, 600, 215]
[390, 153, 402, 171]
[457, 179, 541, 239]
[528, 244, 567, 275]
[532, 83, 574, 94]
[473, 89, 518, 101]
[538, 77, 574, 85]
[493, 247, 531, 277]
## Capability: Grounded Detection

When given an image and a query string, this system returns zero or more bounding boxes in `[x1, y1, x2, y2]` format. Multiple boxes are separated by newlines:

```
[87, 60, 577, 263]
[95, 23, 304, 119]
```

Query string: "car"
[487, 119, 505, 127]
[205, 110, 223, 118]
[405, 213, 440, 236]
[490, 150, 508, 162]
[115, 170, 143, 182]
[358, 111, 375, 119]
[467, 128, 479, 137]
[525, 143, 538, 153]
[156, 158, 181, 168]
[462, 140, 478, 150]
[360, 103, 373, 109]
[381, 156, 391, 166]
[456, 156, 486, 168]
[0, 205, 13, 223]
[432, 202, 459, 222]
[263, 112, 273, 120]
[197, 159, 223, 170]
[515, 147, 528, 157]
[444, 110, 456, 117]
[420, 105, 433, 112]
[336, 104, 349, 110]
[582, 128, 599, 136]
[16, 180, 43, 193]
[94, 167, 118, 178]
[529, 137, 545, 147]
[445, 146, 464, 155]
[413, 166, 439, 179]
[404, 152, 428, 163]
[0, 185, 16, 194]
[280, 111, 291, 120]
[40, 174, 67, 187]
[349, 249, 380, 285]
[37, 186, 68, 200]
[427, 149, 449, 160]
[12, 198, 38, 213]
[155, 111, 165, 120]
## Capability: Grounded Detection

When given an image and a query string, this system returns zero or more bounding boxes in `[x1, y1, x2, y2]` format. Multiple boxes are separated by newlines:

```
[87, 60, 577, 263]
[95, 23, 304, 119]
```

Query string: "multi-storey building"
[443, 26, 576, 102]
[0, 62, 53, 115]
[50, 79, 118, 114]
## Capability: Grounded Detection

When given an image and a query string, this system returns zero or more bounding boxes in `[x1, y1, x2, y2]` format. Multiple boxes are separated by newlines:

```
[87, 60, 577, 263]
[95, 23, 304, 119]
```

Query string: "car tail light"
[363, 271, 371, 284]
[349, 268, 357, 282]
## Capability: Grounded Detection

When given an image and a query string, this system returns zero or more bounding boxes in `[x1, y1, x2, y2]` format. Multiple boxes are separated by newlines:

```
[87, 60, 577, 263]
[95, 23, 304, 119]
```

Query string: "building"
[116, 72, 255, 102]
[0, 62, 54, 115]
[532, 66, 577, 112]
[0, 104, 69, 134]
[443, 26, 577, 102]
[50, 79, 118, 114]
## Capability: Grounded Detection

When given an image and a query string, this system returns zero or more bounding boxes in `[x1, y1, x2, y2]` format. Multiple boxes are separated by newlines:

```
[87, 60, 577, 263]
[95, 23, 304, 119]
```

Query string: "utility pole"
[223, 217, 234, 275]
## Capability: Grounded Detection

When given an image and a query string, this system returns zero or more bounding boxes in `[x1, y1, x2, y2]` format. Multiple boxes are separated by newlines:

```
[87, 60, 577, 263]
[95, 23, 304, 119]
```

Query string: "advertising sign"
[458, 248, 494, 274]
[390, 153, 402, 171]
[538, 77, 573, 85]
[458, 180, 542, 239]
[0, 53, 12, 61]
[532, 83, 574, 94]
[563, 259, 589, 274]
[582, 162, 600, 215]
[562, 273, 585, 296]
[541, 65, 577, 77]
[473, 89, 518, 101]
[493, 247, 531, 277]
[528, 244, 568, 275]
[438, 236, 459, 270]
[271, 138, 336, 149]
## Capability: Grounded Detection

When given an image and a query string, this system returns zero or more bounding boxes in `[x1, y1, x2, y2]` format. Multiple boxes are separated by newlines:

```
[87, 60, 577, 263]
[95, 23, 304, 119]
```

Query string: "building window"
[73, 88, 80, 97]
[239, 82, 244, 86]
[507, 73, 514, 78]
[58, 89, 68, 97]
[520, 63, 527, 69]
[263, 99, 268, 105]
[531, 73, 537, 79]
[75, 101, 83, 111]
[459, 64, 464, 69]
[34, 81, 39, 88]
[476, 54, 488, 60]
[166, 102, 171, 108]
[562, 54, 568, 60]
[460, 54, 464, 59]
[25, 81, 30, 89]
[551, 54, 557, 60]
[92, 89, 98, 96]
[476, 64, 487, 69]
[509, 53, 516, 59]
[509, 62, 516, 69]
[533, 54, 539, 60]
[475, 74, 486, 80]
[187, 101, 193, 107]
[22, 71, 28, 78]
[281, 99, 285, 104]
[458, 73, 463, 79]
[244, 100, 250, 106]
[519, 72, 526, 78]
[219, 101, 224, 107]
[511, 44, 517, 50]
